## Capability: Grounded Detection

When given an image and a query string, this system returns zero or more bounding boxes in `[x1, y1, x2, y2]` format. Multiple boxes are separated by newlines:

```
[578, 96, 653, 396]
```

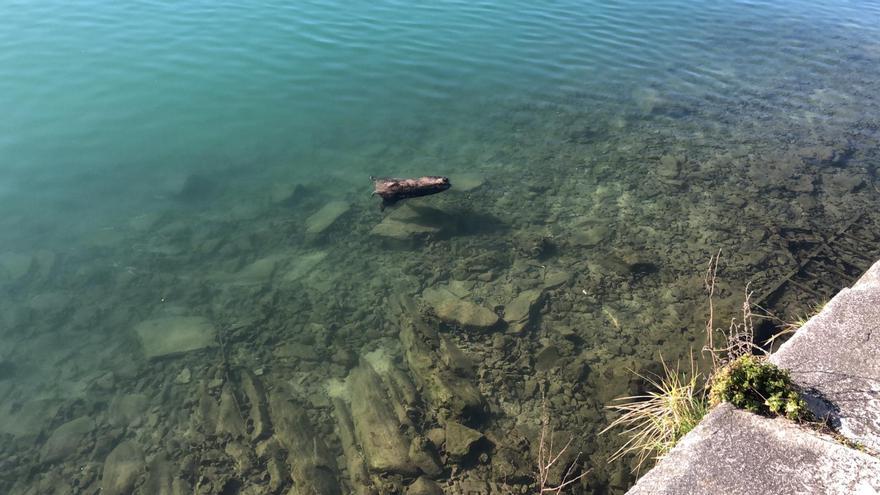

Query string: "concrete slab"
[772, 260, 880, 451]
[627, 404, 880, 495]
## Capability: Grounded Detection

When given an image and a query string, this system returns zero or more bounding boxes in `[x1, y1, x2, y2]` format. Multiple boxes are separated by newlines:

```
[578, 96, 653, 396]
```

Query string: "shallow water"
[2, 0, 880, 493]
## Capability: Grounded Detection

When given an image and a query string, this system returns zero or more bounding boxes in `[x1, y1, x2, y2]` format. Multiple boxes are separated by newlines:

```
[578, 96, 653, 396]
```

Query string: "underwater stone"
[174, 368, 191, 385]
[224, 441, 255, 475]
[439, 335, 474, 376]
[542, 270, 571, 290]
[100, 440, 144, 495]
[408, 436, 443, 477]
[822, 171, 865, 194]
[422, 287, 500, 330]
[569, 225, 610, 248]
[504, 289, 543, 325]
[239, 370, 271, 441]
[444, 422, 485, 461]
[399, 320, 486, 421]
[273, 341, 317, 361]
[0, 252, 33, 282]
[234, 254, 284, 284]
[371, 217, 440, 240]
[267, 391, 341, 495]
[331, 397, 374, 495]
[0, 360, 15, 381]
[177, 173, 216, 201]
[281, 250, 327, 282]
[40, 416, 94, 463]
[370, 203, 445, 246]
[134, 316, 217, 359]
[535, 345, 562, 371]
[216, 383, 246, 437]
[141, 453, 174, 495]
[270, 182, 306, 205]
[449, 174, 485, 193]
[406, 476, 444, 495]
[108, 393, 149, 428]
[658, 154, 683, 179]
[347, 362, 418, 475]
[788, 174, 815, 193]
[425, 428, 445, 451]
[305, 200, 350, 234]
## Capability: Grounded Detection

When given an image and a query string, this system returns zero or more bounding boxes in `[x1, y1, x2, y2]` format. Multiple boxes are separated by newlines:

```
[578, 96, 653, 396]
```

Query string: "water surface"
[2, 0, 880, 493]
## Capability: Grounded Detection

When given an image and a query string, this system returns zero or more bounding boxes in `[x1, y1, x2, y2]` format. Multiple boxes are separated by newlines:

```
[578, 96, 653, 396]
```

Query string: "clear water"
[2, 0, 880, 493]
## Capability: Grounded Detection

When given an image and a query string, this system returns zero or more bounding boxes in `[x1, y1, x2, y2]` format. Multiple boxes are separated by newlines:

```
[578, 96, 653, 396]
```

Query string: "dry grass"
[763, 301, 827, 347]
[600, 355, 707, 472]
[536, 395, 589, 493]
[702, 249, 763, 367]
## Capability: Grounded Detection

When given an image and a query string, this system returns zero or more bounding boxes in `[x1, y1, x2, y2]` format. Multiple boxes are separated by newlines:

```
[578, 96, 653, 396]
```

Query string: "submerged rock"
[658, 154, 683, 180]
[270, 182, 307, 205]
[216, 384, 246, 437]
[371, 217, 441, 241]
[108, 393, 149, 428]
[141, 453, 174, 495]
[422, 287, 500, 330]
[399, 317, 486, 421]
[281, 251, 328, 282]
[267, 391, 341, 495]
[239, 370, 271, 441]
[0, 360, 15, 381]
[408, 436, 443, 477]
[100, 440, 144, 495]
[535, 345, 562, 371]
[449, 174, 485, 193]
[234, 254, 284, 284]
[133, 316, 217, 359]
[347, 362, 418, 475]
[41, 416, 94, 463]
[331, 397, 375, 495]
[504, 288, 544, 334]
[177, 173, 216, 201]
[542, 269, 571, 289]
[570, 225, 610, 248]
[306, 200, 350, 234]
[406, 476, 444, 495]
[0, 252, 32, 282]
[445, 422, 485, 462]
[370, 203, 443, 244]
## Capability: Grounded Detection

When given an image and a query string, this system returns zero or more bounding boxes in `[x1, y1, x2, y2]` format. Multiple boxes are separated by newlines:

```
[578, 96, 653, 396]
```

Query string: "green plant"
[708, 355, 811, 421]
[601, 356, 708, 471]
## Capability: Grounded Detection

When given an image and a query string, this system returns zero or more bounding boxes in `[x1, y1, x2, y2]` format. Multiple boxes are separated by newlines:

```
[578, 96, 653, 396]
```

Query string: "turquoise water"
[2, 0, 880, 493]
[3, 0, 879, 241]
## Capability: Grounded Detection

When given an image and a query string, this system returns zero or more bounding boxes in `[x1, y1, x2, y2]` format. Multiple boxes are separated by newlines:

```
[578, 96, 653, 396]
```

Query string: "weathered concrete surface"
[628, 404, 880, 495]
[771, 259, 880, 451]
[628, 260, 880, 494]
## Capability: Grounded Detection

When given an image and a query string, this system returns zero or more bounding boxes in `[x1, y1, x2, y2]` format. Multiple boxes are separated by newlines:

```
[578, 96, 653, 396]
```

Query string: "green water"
[2, 0, 880, 493]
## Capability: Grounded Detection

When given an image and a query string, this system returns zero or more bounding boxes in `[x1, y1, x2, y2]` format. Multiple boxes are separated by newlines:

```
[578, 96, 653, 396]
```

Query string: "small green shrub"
[709, 355, 811, 421]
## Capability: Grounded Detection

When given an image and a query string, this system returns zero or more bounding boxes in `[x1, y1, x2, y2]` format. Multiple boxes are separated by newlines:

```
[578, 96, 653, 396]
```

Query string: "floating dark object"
[370, 176, 451, 210]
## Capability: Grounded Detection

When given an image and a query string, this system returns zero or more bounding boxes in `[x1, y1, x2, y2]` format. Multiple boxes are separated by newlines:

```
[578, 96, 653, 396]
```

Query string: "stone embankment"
[628, 260, 880, 494]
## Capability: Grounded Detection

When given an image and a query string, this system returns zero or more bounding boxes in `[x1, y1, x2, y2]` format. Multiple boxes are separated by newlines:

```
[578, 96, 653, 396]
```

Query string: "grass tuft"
[601, 355, 708, 472]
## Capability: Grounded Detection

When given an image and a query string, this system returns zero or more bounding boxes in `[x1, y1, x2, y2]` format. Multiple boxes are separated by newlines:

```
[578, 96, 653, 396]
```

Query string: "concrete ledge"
[772, 259, 880, 451]
[627, 404, 880, 495]
[627, 260, 880, 494]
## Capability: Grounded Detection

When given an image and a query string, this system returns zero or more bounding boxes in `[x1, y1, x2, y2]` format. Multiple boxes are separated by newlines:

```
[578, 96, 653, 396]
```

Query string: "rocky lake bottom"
[3, 22, 880, 494]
